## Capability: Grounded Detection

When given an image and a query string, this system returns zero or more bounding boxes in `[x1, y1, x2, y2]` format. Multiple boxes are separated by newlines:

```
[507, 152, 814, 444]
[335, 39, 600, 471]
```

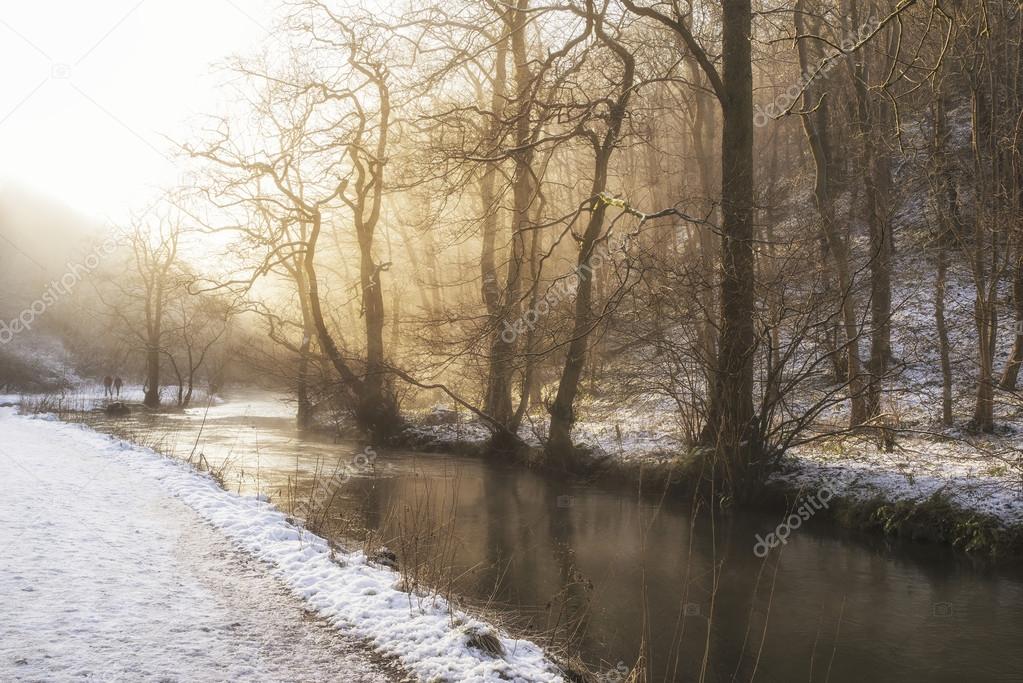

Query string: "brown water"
[85, 394, 1023, 682]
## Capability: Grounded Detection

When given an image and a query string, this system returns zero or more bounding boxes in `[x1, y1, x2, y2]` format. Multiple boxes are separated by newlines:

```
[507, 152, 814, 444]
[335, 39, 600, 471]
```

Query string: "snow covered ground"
[0, 408, 565, 682]
[0, 408, 394, 682]
[766, 253, 1023, 526]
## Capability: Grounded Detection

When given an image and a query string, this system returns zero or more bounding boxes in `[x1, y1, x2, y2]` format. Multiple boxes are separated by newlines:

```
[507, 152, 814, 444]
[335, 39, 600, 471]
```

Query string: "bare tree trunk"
[620, 0, 757, 494]
[295, 261, 316, 429]
[144, 344, 161, 408]
[971, 85, 996, 432]
[974, 300, 997, 432]
[485, 0, 531, 445]
[865, 145, 893, 419]
[304, 211, 367, 417]
[795, 1, 866, 427]
[351, 59, 401, 438]
[545, 14, 635, 469]
[512, 203, 543, 431]
[143, 279, 165, 408]
[761, 141, 783, 407]
[1001, 243, 1023, 390]
[184, 346, 195, 408]
[999, 39, 1023, 389]
[479, 14, 511, 426]
[932, 96, 959, 426]
[849, 20, 896, 421]
[688, 54, 721, 441]
[358, 233, 391, 430]
[546, 166, 613, 465]
[935, 238, 954, 426]
[711, 0, 757, 495]
[296, 335, 313, 429]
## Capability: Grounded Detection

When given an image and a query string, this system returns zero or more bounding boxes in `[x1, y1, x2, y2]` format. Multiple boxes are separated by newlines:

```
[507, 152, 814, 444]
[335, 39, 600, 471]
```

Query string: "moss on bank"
[764, 483, 1023, 559]
[842, 493, 1023, 558]
[567, 450, 1023, 560]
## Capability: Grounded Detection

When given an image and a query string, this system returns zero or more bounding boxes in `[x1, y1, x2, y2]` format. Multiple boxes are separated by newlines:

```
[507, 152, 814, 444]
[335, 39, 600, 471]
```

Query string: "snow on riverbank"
[405, 254, 1023, 532]
[773, 438, 1023, 526]
[409, 402, 1023, 530]
[0, 407, 393, 682]
[0, 408, 564, 682]
[764, 253, 1023, 527]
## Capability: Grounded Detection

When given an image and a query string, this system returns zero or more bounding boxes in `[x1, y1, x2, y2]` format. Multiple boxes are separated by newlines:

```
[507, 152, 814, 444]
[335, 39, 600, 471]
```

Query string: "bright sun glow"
[0, 0, 277, 223]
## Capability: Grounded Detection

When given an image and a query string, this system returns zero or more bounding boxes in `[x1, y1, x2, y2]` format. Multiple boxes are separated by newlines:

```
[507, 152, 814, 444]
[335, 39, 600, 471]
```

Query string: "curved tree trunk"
[304, 213, 366, 412]
[545, 15, 635, 469]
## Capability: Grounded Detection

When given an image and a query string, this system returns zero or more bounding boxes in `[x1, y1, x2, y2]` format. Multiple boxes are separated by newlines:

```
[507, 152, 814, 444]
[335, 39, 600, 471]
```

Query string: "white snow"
[0, 407, 393, 682]
[0, 408, 564, 683]
[772, 438, 1023, 525]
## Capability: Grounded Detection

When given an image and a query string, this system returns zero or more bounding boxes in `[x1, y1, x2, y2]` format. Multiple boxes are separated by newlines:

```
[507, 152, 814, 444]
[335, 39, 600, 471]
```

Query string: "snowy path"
[0, 408, 397, 682]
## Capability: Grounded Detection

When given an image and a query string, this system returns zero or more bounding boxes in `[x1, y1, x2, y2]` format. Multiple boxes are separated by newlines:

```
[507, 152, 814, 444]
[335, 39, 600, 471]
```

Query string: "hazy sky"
[0, 0, 279, 224]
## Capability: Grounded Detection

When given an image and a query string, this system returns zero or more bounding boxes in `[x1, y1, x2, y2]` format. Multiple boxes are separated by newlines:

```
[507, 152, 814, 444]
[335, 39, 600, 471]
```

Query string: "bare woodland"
[36, 0, 1020, 505]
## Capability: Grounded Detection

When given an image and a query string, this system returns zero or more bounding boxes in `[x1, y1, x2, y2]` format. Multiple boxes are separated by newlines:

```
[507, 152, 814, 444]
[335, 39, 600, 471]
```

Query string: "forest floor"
[0, 407, 564, 682]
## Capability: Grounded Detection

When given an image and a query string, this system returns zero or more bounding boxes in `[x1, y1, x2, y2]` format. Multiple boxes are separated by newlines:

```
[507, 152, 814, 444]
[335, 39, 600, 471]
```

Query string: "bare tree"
[546, 1, 637, 468]
[622, 0, 759, 497]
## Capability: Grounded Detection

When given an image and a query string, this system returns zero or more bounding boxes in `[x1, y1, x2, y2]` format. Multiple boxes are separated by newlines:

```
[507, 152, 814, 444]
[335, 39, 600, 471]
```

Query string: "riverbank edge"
[759, 480, 1023, 559]
[389, 425, 1023, 560]
[25, 410, 578, 683]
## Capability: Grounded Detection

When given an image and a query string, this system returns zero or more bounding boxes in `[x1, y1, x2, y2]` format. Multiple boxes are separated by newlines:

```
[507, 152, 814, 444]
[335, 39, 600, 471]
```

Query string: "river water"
[85, 393, 1023, 682]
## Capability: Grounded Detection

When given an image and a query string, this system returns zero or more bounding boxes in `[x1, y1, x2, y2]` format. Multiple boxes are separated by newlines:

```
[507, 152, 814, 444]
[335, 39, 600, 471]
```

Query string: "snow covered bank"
[0, 408, 565, 682]
[402, 253, 1023, 540]
[0, 407, 392, 682]
[771, 437, 1023, 527]
[404, 398, 1023, 540]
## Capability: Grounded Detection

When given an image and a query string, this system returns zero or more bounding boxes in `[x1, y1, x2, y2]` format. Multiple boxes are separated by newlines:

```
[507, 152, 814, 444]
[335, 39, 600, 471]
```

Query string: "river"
[83, 392, 1023, 682]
